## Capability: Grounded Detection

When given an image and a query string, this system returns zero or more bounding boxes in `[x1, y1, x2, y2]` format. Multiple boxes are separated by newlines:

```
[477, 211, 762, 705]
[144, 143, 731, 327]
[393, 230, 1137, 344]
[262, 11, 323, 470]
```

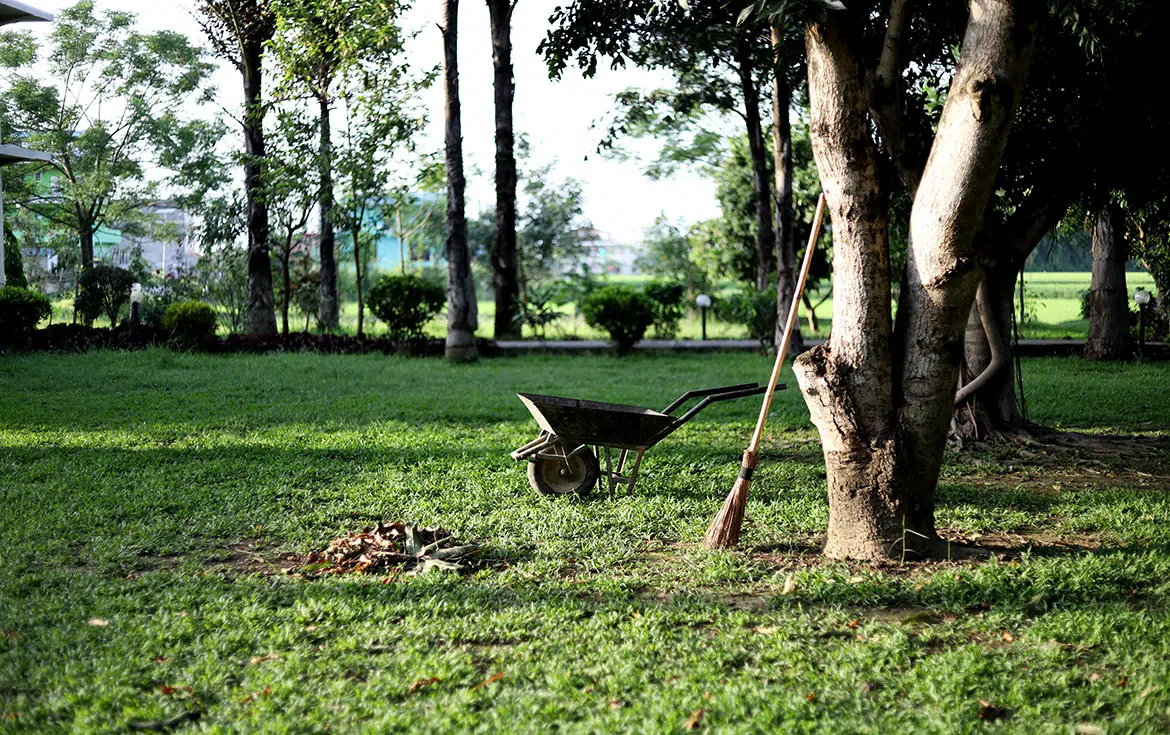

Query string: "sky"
[23, 0, 722, 243]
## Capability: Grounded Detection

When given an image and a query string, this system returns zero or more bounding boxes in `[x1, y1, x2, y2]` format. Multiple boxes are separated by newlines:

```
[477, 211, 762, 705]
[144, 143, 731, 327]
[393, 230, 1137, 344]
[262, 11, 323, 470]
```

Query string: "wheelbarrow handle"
[648, 385, 774, 446]
[661, 383, 762, 415]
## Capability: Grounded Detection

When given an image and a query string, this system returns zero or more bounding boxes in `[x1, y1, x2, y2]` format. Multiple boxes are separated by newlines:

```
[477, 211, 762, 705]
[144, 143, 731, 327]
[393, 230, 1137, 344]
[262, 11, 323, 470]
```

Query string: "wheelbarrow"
[510, 383, 775, 496]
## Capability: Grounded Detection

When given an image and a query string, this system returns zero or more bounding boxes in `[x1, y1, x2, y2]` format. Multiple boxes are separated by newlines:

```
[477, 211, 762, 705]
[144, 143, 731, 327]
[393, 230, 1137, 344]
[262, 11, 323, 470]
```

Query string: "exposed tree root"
[950, 412, 1167, 458]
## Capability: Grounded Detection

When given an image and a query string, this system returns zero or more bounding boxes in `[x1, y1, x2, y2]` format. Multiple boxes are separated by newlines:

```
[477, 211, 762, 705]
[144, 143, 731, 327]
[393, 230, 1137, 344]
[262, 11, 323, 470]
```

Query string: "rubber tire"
[527, 447, 600, 497]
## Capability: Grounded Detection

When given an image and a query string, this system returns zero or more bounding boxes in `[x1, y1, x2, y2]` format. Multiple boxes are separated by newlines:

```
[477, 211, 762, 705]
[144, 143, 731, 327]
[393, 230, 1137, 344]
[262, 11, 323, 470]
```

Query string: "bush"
[717, 285, 777, 346]
[582, 285, 655, 354]
[163, 300, 218, 346]
[643, 280, 686, 339]
[76, 265, 135, 326]
[519, 283, 565, 340]
[367, 273, 445, 340]
[0, 286, 51, 344]
[4, 233, 28, 288]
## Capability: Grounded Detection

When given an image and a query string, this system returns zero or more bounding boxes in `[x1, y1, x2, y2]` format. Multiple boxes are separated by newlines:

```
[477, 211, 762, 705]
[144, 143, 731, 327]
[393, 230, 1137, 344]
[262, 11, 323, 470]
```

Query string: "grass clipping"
[303, 522, 482, 576]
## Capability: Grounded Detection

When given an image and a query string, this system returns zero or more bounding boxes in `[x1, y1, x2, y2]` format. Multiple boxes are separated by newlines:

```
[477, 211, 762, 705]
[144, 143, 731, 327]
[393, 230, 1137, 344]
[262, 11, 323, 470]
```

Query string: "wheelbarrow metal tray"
[517, 392, 675, 450]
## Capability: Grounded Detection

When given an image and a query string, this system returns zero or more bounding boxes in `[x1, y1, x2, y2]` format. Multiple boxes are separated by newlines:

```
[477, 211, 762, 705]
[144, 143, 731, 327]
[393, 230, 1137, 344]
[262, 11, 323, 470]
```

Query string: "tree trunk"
[793, 0, 1036, 560]
[280, 246, 291, 337]
[1085, 201, 1129, 360]
[79, 226, 95, 270]
[771, 22, 802, 351]
[954, 267, 1020, 439]
[443, 0, 478, 362]
[353, 227, 365, 338]
[735, 41, 776, 292]
[242, 40, 277, 337]
[317, 92, 340, 331]
[488, 0, 520, 340]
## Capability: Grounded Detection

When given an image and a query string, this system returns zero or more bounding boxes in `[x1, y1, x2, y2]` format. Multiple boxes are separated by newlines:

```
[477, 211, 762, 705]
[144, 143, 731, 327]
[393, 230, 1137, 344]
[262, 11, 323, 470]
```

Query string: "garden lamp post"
[130, 282, 143, 330]
[696, 293, 712, 341]
[1135, 288, 1151, 357]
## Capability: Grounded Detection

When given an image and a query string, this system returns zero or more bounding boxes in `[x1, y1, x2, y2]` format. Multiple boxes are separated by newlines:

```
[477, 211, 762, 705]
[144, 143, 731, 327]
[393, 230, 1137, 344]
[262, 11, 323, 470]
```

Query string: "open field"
[2, 352, 1169, 732]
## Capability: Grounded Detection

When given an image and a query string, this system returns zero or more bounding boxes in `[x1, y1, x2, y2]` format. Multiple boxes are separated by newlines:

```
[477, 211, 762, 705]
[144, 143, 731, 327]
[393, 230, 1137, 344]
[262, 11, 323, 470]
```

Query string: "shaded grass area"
[2, 352, 1169, 733]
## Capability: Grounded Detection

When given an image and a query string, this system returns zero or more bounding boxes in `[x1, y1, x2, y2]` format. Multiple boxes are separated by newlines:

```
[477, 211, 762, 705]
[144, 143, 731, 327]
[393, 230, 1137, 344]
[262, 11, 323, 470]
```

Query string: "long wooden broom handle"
[747, 193, 827, 454]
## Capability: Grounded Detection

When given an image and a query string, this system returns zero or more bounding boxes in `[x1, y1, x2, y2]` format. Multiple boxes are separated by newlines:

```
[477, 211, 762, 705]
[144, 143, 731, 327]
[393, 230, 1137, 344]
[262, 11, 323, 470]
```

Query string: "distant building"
[576, 227, 641, 276]
[101, 201, 199, 277]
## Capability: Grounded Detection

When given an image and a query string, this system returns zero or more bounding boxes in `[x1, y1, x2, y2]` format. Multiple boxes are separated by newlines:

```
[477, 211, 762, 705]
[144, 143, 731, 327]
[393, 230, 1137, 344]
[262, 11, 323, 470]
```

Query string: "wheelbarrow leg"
[626, 450, 645, 492]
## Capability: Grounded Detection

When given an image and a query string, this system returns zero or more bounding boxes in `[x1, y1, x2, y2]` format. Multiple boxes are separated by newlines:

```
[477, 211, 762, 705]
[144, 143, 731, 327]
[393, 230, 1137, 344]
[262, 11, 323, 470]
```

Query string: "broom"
[702, 192, 827, 549]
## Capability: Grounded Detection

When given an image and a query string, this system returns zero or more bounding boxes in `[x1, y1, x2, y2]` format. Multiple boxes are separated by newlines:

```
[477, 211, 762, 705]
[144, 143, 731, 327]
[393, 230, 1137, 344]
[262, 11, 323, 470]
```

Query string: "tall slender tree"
[486, 0, 520, 339]
[442, 0, 477, 361]
[197, 0, 279, 335]
[1084, 201, 1130, 359]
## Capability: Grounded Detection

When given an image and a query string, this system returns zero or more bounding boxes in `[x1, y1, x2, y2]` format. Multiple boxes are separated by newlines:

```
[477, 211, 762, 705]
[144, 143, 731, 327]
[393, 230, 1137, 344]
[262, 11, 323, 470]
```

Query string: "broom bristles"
[701, 452, 756, 549]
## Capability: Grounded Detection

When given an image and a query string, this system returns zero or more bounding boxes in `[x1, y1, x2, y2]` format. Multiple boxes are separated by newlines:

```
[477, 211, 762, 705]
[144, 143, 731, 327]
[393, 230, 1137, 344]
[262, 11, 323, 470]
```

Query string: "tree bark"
[280, 245, 291, 336]
[793, 0, 1036, 561]
[443, 0, 478, 362]
[487, 0, 520, 340]
[771, 22, 802, 351]
[317, 92, 340, 331]
[353, 226, 365, 338]
[735, 41, 776, 292]
[79, 226, 95, 270]
[1085, 201, 1130, 360]
[242, 39, 277, 336]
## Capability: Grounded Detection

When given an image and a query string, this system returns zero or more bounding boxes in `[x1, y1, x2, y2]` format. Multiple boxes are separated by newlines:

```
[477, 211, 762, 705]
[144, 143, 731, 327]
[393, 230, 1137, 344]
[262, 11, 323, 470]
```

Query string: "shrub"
[582, 285, 655, 354]
[4, 233, 28, 288]
[717, 285, 778, 346]
[643, 280, 686, 339]
[0, 286, 51, 344]
[367, 273, 445, 340]
[163, 300, 218, 346]
[519, 283, 564, 340]
[76, 265, 135, 326]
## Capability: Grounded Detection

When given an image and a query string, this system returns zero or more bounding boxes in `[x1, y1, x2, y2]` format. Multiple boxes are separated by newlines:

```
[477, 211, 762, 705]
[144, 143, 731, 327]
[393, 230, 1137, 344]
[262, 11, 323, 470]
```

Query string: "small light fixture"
[1134, 288, 1151, 306]
[696, 294, 712, 341]
[129, 283, 143, 330]
[130, 283, 144, 305]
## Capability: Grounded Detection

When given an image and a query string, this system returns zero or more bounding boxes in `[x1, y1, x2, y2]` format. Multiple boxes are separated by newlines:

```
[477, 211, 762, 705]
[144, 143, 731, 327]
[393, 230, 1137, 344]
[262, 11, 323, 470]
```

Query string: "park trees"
[441, 0, 476, 360]
[1, 1, 214, 274]
[266, 109, 317, 336]
[197, 0, 279, 336]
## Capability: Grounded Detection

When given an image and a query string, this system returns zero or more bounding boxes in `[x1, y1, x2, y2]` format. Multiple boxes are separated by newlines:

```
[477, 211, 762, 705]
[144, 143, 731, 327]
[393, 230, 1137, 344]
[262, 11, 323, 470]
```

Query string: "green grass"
[3, 353, 1170, 733]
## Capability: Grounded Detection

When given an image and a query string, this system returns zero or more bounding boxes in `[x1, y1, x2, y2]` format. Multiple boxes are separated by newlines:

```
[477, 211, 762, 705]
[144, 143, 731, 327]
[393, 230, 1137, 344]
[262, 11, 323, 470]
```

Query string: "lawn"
[2, 352, 1169, 733]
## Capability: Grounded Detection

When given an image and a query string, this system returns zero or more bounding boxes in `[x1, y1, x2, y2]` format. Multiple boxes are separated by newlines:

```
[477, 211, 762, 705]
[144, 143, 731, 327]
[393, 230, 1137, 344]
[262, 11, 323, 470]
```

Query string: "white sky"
[24, 0, 720, 243]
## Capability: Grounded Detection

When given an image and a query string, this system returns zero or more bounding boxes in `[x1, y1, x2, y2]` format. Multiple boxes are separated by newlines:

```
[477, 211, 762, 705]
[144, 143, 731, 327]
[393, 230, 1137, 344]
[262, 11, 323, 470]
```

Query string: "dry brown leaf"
[684, 708, 705, 730]
[609, 698, 623, 711]
[248, 653, 281, 666]
[1140, 686, 1157, 698]
[87, 618, 109, 627]
[846, 620, 859, 630]
[472, 672, 504, 691]
[1089, 672, 1103, 682]
[1001, 631, 1016, 643]
[408, 677, 440, 694]
[152, 656, 170, 664]
[1115, 676, 1129, 688]
[806, 691, 816, 702]
[781, 575, 796, 595]
[751, 626, 777, 635]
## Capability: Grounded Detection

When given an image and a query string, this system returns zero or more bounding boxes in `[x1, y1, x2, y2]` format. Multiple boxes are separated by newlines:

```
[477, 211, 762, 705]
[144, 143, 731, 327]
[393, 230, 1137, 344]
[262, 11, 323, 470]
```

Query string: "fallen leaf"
[1115, 676, 1128, 688]
[684, 708, 704, 730]
[751, 626, 777, 635]
[781, 575, 796, 595]
[152, 657, 170, 664]
[472, 672, 504, 691]
[631, 611, 642, 619]
[1089, 672, 1103, 682]
[157, 685, 193, 696]
[1001, 631, 1016, 643]
[408, 677, 439, 694]
[248, 653, 281, 666]
[704, 691, 711, 700]
[846, 620, 859, 630]
[1074, 725, 1105, 735]
[806, 691, 816, 702]
[1140, 686, 1157, 698]
[609, 698, 623, 710]
[847, 576, 864, 584]
[88, 618, 110, 627]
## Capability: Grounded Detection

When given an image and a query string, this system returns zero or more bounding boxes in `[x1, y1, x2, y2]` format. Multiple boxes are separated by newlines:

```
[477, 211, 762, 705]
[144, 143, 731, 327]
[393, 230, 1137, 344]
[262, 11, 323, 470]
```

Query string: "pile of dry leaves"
[301, 522, 482, 576]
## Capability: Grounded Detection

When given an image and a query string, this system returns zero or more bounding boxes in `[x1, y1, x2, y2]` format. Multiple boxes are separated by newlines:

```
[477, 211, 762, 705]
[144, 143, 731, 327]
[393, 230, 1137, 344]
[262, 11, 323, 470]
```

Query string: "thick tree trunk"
[1085, 202, 1129, 360]
[242, 41, 277, 337]
[794, 0, 1036, 560]
[443, 0, 478, 362]
[954, 268, 1019, 439]
[771, 22, 802, 351]
[734, 42, 776, 292]
[487, 0, 520, 340]
[317, 92, 340, 331]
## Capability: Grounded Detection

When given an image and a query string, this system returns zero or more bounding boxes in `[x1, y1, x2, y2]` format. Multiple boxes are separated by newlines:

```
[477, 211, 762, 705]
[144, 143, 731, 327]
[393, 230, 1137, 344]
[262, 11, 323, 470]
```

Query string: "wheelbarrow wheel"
[527, 447, 600, 497]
